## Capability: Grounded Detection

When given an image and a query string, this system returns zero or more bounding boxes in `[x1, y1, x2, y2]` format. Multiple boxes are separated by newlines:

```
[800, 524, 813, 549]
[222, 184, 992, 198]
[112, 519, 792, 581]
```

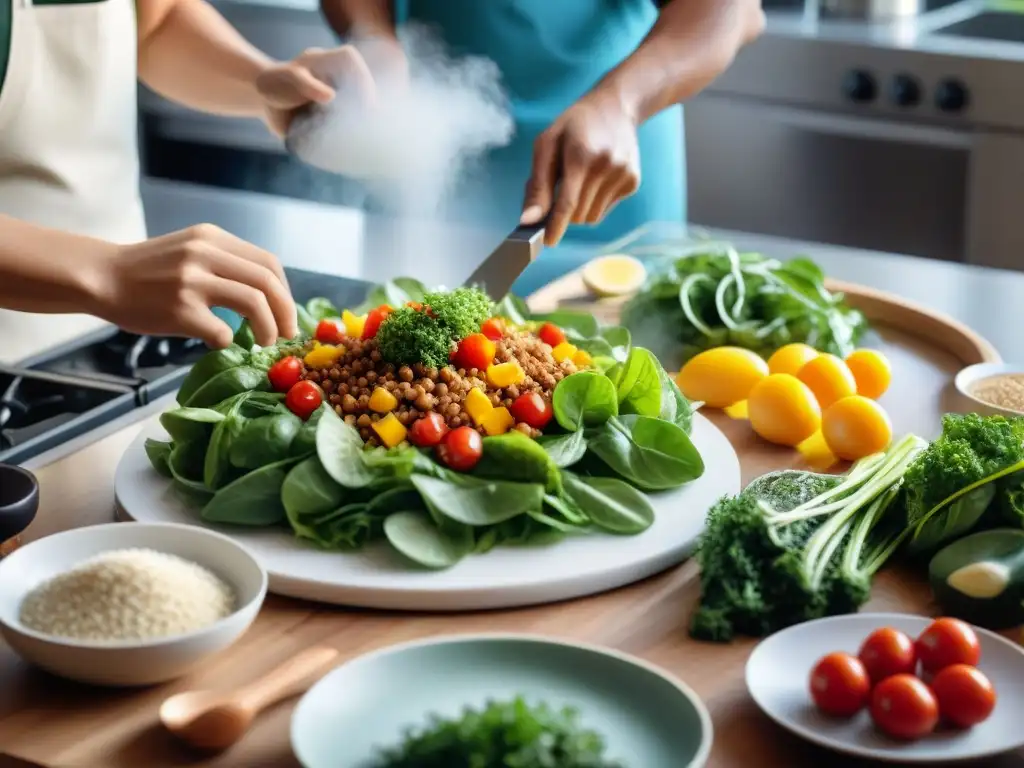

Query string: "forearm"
[320, 0, 395, 39]
[0, 217, 110, 315]
[137, 0, 273, 117]
[596, 0, 764, 123]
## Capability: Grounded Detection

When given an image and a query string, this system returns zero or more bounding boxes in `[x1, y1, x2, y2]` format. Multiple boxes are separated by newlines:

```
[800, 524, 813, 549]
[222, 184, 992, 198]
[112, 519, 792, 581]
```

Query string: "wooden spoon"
[159, 646, 340, 751]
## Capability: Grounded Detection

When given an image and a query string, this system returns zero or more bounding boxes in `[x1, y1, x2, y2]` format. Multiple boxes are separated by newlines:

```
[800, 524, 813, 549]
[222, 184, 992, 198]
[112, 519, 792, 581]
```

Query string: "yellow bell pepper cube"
[303, 344, 344, 369]
[572, 349, 593, 367]
[372, 412, 407, 448]
[551, 342, 578, 364]
[341, 310, 366, 339]
[369, 386, 399, 413]
[481, 406, 514, 436]
[464, 387, 494, 425]
[486, 361, 525, 389]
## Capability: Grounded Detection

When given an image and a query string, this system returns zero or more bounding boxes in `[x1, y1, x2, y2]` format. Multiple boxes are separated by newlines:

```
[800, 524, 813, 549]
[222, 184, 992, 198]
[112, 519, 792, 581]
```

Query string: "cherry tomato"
[869, 674, 939, 740]
[858, 627, 918, 684]
[285, 380, 322, 420]
[408, 412, 449, 448]
[509, 392, 553, 429]
[436, 426, 483, 472]
[362, 305, 393, 340]
[314, 318, 345, 345]
[808, 652, 871, 717]
[930, 663, 996, 728]
[538, 322, 567, 348]
[267, 355, 303, 393]
[480, 317, 505, 341]
[452, 333, 496, 371]
[916, 618, 981, 675]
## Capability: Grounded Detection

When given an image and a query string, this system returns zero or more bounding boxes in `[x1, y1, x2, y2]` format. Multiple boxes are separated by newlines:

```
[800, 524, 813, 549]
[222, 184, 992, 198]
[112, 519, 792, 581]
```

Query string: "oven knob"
[890, 74, 921, 107]
[935, 78, 969, 112]
[842, 69, 876, 103]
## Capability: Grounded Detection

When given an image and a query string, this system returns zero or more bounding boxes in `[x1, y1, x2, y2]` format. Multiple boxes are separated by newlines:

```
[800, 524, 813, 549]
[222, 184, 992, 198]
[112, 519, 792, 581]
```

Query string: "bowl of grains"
[0, 522, 266, 686]
[954, 362, 1024, 418]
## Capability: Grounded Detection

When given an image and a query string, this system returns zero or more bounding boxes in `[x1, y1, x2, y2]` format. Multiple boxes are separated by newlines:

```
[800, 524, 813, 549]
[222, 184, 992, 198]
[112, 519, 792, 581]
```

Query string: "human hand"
[256, 45, 376, 138]
[96, 224, 298, 348]
[520, 92, 641, 247]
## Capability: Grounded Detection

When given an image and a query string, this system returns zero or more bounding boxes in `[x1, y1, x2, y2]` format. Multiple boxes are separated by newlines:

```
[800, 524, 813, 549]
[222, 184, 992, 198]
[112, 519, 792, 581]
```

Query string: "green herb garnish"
[375, 287, 494, 367]
[423, 286, 494, 340]
[372, 697, 626, 768]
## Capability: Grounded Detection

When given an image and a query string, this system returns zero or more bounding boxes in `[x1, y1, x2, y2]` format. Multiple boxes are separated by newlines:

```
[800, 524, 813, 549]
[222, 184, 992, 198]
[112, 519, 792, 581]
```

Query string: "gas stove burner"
[96, 332, 207, 379]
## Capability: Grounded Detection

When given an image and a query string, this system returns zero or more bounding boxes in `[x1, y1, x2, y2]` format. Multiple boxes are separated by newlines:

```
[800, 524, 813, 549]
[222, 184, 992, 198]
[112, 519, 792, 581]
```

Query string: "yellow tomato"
[797, 353, 857, 409]
[767, 343, 819, 376]
[845, 349, 892, 400]
[821, 395, 893, 461]
[747, 374, 822, 447]
[676, 347, 769, 409]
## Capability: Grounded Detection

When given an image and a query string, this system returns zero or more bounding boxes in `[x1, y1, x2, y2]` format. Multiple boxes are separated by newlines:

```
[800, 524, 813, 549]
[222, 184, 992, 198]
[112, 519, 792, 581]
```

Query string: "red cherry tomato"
[408, 412, 449, 448]
[858, 627, 918, 684]
[538, 322, 566, 348]
[931, 663, 996, 728]
[436, 426, 483, 472]
[314, 318, 345, 345]
[267, 355, 303, 393]
[869, 674, 939, 740]
[452, 333, 496, 371]
[285, 380, 322, 420]
[808, 652, 871, 718]
[480, 317, 505, 341]
[362, 305, 393, 340]
[916, 618, 981, 675]
[509, 392, 554, 430]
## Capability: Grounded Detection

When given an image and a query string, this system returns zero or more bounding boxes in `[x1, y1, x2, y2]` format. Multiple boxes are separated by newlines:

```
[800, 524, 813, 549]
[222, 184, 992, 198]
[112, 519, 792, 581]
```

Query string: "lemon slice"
[581, 254, 647, 297]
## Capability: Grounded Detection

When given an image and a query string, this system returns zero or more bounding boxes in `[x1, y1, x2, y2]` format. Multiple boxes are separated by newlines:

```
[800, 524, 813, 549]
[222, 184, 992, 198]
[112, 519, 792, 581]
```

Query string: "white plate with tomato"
[746, 613, 1024, 762]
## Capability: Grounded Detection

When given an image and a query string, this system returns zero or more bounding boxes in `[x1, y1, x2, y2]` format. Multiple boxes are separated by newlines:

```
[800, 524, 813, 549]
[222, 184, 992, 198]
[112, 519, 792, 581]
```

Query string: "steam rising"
[288, 23, 515, 218]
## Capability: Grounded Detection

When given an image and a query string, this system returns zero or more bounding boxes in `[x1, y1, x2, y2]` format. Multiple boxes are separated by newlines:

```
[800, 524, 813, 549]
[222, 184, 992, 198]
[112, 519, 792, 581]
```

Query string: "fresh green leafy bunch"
[691, 435, 927, 642]
[902, 413, 1024, 554]
[619, 245, 868, 370]
[372, 697, 626, 768]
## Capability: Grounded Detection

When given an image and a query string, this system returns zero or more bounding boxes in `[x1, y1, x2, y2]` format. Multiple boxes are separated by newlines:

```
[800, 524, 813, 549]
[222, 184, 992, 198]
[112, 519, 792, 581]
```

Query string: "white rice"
[18, 548, 236, 642]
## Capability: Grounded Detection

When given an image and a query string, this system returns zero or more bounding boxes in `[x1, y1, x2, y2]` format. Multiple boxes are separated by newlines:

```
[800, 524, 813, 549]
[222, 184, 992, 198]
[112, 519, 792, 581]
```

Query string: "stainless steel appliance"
[686, 1, 1024, 271]
[819, 0, 926, 19]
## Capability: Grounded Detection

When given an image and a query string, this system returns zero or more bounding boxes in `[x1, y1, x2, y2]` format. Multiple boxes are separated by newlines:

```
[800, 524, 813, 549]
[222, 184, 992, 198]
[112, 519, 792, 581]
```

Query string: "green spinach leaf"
[473, 431, 562, 493]
[232, 321, 256, 350]
[586, 414, 704, 490]
[411, 474, 545, 527]
[282, 456, 346, 540]
[159, 407, 224, 444]
[614, 347, 662, 418]
[551, 372, 618, 431]
[562, 472, 656, 534]
[144, 439, 174, 478]
[384, 510, 474, 569]
[535, 431, 587, 469]
[229, 411, 302, 470]
[175, 345, 247, 406]
[909, 483, 998, 554]
[201, 457, 299, 526]
[184, 365, 267, 409]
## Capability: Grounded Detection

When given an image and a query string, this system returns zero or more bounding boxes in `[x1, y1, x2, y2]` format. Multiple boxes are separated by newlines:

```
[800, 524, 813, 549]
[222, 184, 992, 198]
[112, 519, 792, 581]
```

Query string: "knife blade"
[461, 222, 546, 301]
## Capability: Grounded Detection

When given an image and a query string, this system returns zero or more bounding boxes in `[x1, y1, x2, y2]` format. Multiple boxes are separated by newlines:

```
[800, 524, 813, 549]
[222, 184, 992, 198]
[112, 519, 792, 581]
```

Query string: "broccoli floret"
[375, 306, 455, 368]
[423, 287, 494, 341]
[903, 413, 1024, 524]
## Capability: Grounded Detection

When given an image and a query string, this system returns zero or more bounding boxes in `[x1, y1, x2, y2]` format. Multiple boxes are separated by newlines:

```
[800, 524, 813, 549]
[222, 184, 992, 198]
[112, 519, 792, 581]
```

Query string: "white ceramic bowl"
[954, 362, 1024, 417]
[0, 522, 267, 687]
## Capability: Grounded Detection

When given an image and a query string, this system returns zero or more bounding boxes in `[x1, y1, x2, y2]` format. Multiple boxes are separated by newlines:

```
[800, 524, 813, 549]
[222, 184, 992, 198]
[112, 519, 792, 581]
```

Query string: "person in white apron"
[0, 0, 374, 350]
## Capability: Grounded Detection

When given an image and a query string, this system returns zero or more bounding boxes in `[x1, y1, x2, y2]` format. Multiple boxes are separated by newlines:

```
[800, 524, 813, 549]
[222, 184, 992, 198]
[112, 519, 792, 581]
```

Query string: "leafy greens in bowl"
[619, 242, 868, 371]
[146, 280, 704, 570]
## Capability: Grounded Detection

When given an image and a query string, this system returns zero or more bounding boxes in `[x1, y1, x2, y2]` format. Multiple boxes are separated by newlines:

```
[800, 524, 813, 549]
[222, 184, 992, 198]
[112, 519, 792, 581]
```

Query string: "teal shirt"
[396, 0, 686, 296]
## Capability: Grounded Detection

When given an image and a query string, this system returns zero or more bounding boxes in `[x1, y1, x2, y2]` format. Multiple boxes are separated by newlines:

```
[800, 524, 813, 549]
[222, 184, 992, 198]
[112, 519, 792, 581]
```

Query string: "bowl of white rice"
[0, 522, 267, 686]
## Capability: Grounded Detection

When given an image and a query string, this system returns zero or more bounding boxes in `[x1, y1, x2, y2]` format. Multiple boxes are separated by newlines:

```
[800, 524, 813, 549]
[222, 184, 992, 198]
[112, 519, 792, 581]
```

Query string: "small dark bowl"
[0, 464, 38, 555]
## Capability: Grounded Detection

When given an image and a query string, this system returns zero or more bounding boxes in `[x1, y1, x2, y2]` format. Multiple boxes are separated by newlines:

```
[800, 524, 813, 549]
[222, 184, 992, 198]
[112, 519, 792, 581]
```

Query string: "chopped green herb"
[372, 697, 626, 768]
[376, 306, 455, 368]
[424, 287, 495, 340]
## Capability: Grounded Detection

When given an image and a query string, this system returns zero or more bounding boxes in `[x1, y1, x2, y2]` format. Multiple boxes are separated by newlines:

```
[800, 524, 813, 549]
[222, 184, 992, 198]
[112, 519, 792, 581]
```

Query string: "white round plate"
[746, 612, 1024, 763]
[114, 412, 739, 610]
[291, 633, 712, 768]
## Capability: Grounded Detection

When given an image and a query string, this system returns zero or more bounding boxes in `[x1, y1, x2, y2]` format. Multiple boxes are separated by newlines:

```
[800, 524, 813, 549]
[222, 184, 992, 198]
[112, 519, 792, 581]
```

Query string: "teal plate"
[291, 633, 712, 768]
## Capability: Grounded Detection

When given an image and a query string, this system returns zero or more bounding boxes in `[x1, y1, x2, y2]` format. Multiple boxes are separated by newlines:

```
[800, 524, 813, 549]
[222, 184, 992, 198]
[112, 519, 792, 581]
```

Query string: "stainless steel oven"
[686, 3, 1024, 271]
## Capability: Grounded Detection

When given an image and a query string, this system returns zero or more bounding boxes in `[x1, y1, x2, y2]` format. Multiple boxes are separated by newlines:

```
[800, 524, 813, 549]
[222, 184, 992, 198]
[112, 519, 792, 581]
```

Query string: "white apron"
[0, 0, 145, 363]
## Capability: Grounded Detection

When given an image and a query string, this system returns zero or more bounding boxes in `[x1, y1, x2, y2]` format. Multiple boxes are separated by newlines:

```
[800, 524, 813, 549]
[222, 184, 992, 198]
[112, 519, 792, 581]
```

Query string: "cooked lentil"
[969, 373, 1024, 413]
[298, 329, 581, 446]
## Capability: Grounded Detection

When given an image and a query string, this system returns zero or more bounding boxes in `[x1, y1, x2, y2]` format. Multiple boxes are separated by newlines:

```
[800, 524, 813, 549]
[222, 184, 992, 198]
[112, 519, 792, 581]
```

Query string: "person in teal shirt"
[320, 0, 764, 296]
